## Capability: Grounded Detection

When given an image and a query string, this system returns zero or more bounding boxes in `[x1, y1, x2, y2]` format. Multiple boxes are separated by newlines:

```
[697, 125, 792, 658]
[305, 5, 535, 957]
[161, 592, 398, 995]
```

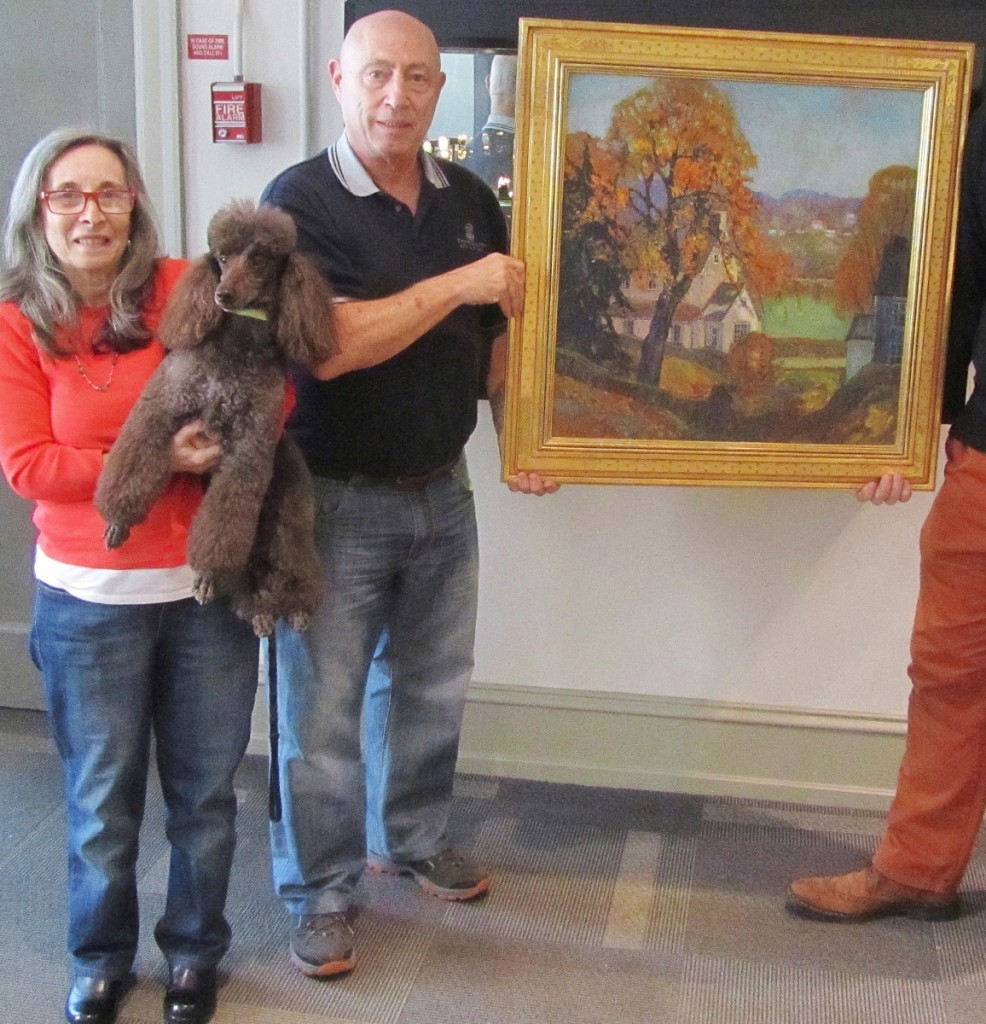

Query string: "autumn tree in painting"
[597, 78, 791, 386]
[726, 330, 775, 416]
[833, 165, 917, 315]
[558, 132, 631, 366]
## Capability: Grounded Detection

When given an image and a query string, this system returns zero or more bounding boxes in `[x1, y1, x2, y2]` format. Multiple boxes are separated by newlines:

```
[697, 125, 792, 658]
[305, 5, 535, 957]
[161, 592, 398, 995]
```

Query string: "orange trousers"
[874, 438, 986, 894]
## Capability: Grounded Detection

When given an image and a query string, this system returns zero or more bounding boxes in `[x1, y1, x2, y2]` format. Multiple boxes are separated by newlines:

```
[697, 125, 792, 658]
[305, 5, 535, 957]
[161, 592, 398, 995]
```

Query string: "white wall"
[177, 0, 345, 251]
[143, 0, 938, 726]
[431, 51, 476, 143]
[468, 409, 935, 717]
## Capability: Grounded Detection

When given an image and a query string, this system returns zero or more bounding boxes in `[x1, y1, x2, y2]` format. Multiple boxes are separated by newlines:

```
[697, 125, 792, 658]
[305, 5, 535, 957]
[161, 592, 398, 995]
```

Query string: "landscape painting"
[503, 20, 973, 487]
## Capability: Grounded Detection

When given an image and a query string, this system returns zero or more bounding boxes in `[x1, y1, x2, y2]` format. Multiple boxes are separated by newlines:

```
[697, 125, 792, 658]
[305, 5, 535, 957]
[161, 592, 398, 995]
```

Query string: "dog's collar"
[225, 307, 268, 321]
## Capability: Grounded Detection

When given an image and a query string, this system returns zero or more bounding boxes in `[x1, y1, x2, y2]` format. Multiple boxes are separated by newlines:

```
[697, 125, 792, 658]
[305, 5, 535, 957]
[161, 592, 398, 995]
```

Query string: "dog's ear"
[159, 256, 223, 350]
[274, 252, 340, 368]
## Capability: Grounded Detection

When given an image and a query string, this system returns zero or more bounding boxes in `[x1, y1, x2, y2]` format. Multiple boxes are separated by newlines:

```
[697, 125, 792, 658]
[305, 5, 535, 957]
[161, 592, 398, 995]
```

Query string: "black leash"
[267, 631, 282, 822]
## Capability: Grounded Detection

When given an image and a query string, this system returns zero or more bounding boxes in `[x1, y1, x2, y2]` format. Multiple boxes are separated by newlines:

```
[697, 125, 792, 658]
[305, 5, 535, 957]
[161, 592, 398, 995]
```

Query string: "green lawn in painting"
[762, 294, 852, 341]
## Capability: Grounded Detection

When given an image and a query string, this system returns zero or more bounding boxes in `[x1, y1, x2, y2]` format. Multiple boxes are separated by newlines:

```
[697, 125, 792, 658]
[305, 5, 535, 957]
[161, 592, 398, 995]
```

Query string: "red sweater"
[0, 258, 204, 569]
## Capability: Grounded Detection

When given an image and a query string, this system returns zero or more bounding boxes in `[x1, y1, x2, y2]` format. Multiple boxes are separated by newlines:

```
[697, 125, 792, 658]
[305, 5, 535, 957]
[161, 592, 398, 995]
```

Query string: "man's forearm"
[312, 276, 465, 381]
[486, 332, 508, 452]
[488, 385, 506, 442]
[312, 253, 522, 382]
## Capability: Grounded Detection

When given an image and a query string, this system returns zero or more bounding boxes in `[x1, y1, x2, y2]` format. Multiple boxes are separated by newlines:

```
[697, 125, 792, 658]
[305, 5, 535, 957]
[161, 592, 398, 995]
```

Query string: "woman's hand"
[168, 420, 221, 474]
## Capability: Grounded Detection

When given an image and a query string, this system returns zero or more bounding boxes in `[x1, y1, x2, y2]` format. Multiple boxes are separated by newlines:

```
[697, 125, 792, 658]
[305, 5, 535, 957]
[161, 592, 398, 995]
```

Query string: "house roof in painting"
[846, 313, 875, 341]
[621, 295, 660, 317]
[874, 235, 911, 297]
[672, 302, 703, 324]
[702, 284, 743, 323]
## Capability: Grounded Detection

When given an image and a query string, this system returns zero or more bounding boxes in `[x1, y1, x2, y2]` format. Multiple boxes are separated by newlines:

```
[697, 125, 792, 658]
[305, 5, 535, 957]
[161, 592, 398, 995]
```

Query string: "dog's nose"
[215, 287, 232, 306]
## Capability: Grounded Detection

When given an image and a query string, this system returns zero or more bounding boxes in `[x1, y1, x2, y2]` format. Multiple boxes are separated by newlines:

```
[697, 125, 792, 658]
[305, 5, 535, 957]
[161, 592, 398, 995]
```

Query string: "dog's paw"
[287, 610, 312, 632]
[103, 522, 131, 549]
[250, 612, 275, 638]
[192, 574, 215, 605]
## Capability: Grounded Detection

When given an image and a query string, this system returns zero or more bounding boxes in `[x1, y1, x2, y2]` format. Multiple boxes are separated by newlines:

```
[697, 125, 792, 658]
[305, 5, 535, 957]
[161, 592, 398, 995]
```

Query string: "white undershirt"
[34, 546, 196, 605]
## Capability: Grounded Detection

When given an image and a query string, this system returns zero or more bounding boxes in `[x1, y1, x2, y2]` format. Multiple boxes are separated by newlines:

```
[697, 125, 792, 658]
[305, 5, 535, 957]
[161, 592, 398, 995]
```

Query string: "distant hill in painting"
[755, 189, 861, 237]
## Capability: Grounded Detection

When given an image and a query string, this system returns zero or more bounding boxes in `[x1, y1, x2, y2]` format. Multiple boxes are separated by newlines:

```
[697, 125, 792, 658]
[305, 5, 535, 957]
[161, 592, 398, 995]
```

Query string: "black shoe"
[163, 966, 218, 1024]
[65, 977, 124, 1024]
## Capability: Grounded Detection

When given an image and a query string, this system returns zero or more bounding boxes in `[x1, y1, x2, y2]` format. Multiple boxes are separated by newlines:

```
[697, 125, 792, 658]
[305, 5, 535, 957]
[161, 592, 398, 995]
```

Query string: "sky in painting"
[566, 72, 926, 200]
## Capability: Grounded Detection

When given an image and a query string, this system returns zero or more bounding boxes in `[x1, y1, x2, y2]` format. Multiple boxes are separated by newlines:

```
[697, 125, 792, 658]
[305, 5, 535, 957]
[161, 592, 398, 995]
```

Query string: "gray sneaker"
[367, 848, 491, 901]
[289, 910, 356, 977]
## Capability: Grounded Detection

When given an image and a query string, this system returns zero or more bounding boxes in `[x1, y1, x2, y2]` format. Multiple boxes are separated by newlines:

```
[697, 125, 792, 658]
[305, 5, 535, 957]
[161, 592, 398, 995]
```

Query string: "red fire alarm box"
[211, 81, 262, 143]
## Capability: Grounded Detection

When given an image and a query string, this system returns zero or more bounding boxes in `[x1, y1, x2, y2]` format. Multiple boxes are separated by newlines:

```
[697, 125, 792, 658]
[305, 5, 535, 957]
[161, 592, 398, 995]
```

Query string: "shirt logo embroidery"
[458, 222, 487, 254]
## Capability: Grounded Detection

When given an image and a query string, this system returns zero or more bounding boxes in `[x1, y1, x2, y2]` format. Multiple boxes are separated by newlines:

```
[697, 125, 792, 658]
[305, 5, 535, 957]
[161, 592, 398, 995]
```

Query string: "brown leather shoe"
[787, 865, 960, 922]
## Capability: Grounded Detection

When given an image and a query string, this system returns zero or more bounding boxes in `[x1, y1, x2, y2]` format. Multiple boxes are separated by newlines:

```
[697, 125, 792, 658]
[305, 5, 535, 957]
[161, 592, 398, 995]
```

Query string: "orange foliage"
[598, 78, 791, 298]
[833, 165, 917, 314]
[726, 331, 774, 389]
[564, 132, 629, 231]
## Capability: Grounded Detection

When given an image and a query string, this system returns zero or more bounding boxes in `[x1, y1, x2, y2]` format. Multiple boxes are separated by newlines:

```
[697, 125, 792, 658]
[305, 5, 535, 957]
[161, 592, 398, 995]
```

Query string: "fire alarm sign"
[211, 81, 262, 144]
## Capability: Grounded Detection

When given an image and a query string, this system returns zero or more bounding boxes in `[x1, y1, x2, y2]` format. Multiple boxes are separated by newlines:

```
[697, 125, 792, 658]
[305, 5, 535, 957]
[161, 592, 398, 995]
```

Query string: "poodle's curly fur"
[95, 200, 338, 636]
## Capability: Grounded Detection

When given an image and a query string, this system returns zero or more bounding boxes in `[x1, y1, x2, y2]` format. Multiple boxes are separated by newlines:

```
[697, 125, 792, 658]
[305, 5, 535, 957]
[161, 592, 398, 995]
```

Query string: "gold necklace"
[74, 351, 119, 392]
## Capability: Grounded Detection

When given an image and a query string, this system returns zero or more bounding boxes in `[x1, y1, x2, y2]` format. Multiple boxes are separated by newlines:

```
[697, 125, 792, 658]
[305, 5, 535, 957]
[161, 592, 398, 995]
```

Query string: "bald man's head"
[329, 10, 446, 172]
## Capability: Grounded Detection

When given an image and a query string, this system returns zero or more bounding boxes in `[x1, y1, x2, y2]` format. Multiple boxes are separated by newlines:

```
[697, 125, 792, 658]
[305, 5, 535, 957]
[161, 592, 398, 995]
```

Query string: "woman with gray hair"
[0, 127, 258, 1024]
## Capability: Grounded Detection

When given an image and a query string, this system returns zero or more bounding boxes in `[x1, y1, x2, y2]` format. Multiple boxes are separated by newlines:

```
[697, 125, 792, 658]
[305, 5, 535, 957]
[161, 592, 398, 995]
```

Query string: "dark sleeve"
[469, 171, 510, 396]
[474, 168, 510, 343]
[942, 102, 986, 423]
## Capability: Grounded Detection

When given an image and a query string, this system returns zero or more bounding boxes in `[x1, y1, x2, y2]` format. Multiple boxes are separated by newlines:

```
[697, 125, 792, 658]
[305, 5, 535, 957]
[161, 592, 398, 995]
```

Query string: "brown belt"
[326, 454, 459, 492]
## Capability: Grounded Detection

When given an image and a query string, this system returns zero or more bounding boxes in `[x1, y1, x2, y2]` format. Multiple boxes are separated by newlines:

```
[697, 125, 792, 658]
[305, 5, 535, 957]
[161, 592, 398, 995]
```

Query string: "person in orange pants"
[788, 100, 986, 921]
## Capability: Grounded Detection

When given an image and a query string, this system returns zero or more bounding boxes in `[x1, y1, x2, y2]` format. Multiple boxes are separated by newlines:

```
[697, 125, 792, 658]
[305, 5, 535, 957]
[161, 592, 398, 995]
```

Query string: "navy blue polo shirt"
[261, 134, 509, 478]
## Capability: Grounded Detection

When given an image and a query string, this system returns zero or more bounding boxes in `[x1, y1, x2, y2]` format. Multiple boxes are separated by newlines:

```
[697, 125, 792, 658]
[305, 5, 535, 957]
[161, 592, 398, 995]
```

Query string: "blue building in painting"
[844, 235, 910, 379]
[872, 235, 910, 365]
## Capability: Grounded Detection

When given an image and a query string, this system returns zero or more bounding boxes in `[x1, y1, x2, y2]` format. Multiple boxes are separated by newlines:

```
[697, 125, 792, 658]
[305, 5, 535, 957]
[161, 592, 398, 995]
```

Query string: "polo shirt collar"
[328, 132, 450, 197]
[484, 114, 515, 133]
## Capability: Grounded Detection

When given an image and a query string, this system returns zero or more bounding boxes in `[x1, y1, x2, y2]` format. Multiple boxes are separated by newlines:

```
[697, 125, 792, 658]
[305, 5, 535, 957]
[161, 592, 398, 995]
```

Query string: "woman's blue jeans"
[270, 457, 479, 915]
[30, 584, 259, 980]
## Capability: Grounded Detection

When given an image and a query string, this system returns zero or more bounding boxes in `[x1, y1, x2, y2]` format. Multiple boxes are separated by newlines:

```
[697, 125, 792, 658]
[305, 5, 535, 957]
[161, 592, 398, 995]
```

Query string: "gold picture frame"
[502, 18, 974, 488]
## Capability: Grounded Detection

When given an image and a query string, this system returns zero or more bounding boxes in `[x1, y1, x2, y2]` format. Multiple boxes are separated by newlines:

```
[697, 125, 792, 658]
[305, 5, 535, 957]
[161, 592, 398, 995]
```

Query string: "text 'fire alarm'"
[211, 81, 262, 144]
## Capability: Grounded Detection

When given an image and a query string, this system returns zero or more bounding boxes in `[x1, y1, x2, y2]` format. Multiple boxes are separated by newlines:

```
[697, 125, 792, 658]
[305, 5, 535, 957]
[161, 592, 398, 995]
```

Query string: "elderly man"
[261, 10, 556, 978]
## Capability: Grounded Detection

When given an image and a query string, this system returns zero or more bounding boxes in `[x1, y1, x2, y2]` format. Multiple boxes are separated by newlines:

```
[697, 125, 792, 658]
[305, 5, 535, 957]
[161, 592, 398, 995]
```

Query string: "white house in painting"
[615, 240, 762, 354]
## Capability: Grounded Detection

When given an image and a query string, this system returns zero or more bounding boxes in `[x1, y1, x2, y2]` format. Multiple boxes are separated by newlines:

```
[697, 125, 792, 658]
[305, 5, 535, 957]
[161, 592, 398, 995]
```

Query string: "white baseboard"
[250, 680, 906, 811]
[456, 683, 906, 810]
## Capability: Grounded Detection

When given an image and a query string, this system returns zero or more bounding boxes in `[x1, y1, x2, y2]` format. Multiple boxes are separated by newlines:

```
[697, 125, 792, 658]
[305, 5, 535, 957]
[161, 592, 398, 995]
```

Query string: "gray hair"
[0, 126, 162, 356]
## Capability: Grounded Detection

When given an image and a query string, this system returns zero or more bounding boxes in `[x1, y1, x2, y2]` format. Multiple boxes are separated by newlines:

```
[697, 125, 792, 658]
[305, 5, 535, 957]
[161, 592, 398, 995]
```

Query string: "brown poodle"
[95, 200, 338, 636]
